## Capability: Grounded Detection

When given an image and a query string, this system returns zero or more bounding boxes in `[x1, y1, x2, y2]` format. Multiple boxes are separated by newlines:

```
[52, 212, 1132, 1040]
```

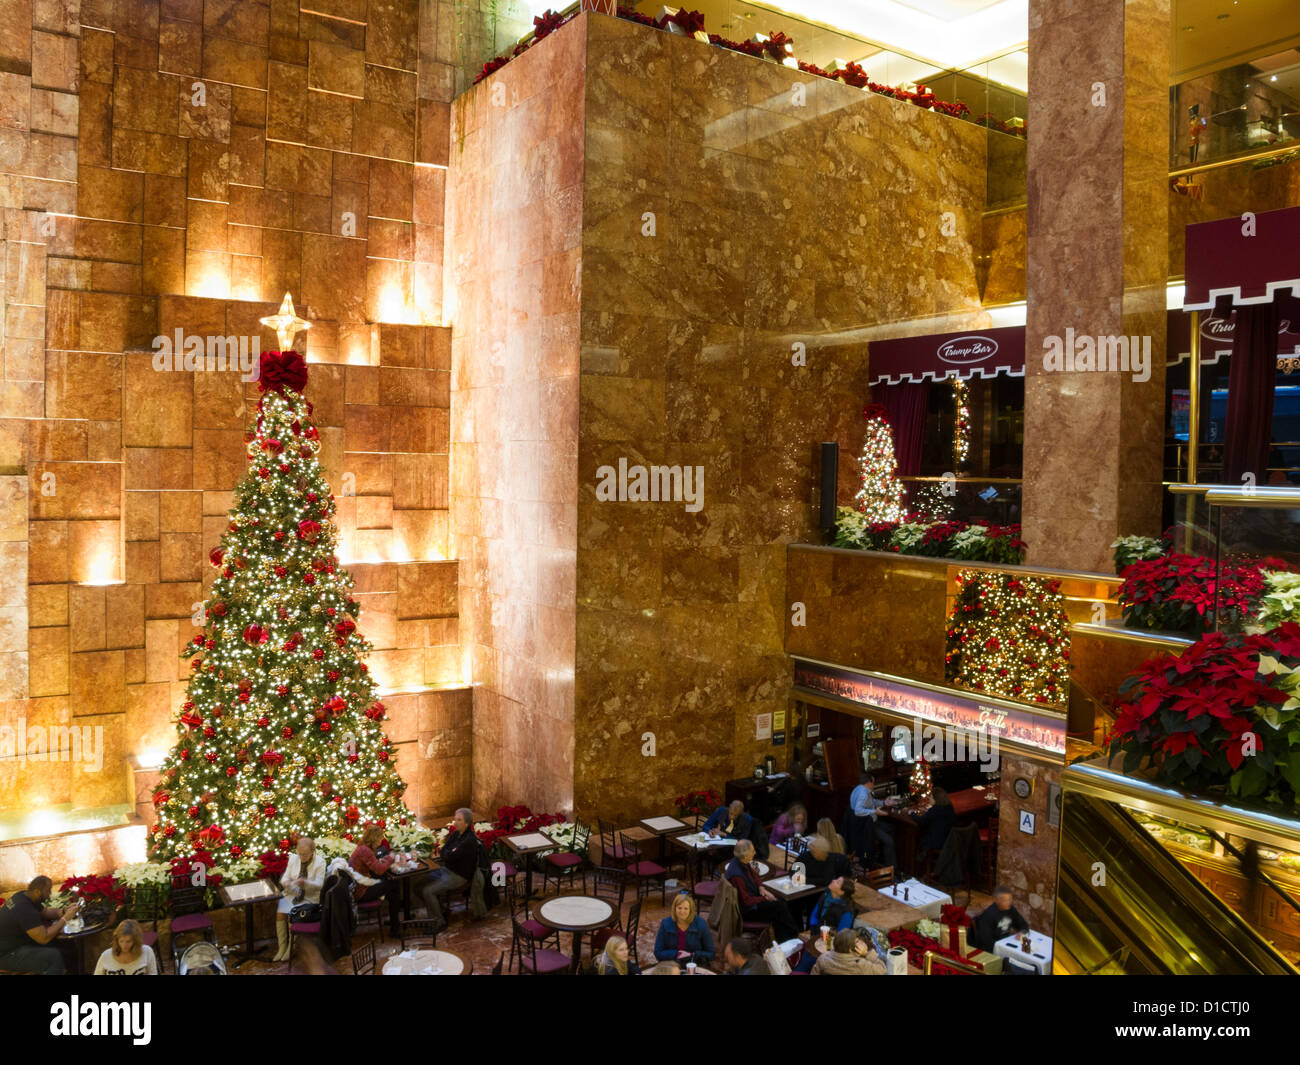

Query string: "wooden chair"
[127, 885, 166, 972]
[513, 916, 570, 974]
[399, 917, 439, 951]
[506, 879, 560, 972]
[589, 865, 629, 924]
[167, 878, 215, 968]
[866, 866, 895, 890]
[620, 829, 667, 905]
[352, 938, 376, 975]
[597, 819, 639, 867]
[625, 898, 643, 968]
[490, 950, 505, 975]
[542, 820, 591, 896]
[285, 915, 323, 974]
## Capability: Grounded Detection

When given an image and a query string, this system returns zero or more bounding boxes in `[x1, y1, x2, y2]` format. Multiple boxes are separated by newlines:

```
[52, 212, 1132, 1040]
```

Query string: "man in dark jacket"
[971, 886, 1030, 951]
[723, 936, 770, 974]
[703, 800, 753, 841]
[420, 807, 486, 932]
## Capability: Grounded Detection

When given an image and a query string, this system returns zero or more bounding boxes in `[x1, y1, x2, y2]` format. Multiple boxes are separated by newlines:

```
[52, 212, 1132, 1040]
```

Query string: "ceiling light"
[1273, 75, 1279, 82]
[1181, 24, 1194, 31]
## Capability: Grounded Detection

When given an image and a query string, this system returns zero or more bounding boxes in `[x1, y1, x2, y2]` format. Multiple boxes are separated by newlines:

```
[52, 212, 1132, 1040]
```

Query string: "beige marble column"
[1022, 0, 1170, 573]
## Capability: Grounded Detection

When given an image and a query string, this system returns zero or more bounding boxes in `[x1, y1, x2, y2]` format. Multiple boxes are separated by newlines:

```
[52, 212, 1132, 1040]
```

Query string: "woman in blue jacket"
[654, 893, 715, 967]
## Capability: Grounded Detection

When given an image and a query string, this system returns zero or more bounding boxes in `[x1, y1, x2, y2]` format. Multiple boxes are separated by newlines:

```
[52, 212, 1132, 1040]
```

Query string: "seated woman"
[769, 803, 808, 849]
[809, 875, 857, 933]
[350, 823, 400, 936]
[909, 787, 956, 865]
[592, 933, 641, 975]
[816, 817, 847, 854]
[653, 892, 715, 968]
[93, 919, 158, 975]
[275, 836, 328, 961]
[810, 928, 886, 975]
[725, 839, 800, 943]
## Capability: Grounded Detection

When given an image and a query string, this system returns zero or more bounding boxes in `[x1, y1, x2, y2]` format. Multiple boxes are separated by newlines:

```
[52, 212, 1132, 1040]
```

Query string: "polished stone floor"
[225, 877, 995, 975]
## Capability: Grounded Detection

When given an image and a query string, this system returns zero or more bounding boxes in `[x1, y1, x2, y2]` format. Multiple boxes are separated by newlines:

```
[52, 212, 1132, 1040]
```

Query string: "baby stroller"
[177, 941, 228, 975]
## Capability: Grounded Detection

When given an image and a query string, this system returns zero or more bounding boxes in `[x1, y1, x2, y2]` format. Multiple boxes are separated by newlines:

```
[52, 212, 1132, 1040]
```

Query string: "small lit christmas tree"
[945, 570, 1071, 706]
[910, 758, 932, 802]
[855, 403, 906, 523]
[148, 297, 412, 865]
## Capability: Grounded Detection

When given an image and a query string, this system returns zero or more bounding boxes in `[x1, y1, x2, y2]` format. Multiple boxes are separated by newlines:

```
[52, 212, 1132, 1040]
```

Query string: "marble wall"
[1021, 0, 1170, 573]
[446, 14, 991, 822]
[446, 19, 586, 817]
[0, 0, 482, 837]
[571, 16, 989, 822]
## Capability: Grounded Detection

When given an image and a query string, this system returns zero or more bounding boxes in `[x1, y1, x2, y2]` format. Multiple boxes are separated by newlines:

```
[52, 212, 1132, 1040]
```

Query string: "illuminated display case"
[1207, 485, 1300, 633]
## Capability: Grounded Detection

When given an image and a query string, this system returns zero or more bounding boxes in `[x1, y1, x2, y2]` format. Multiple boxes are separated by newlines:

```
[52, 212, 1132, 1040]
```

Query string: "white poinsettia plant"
[114, 861, 171, 888]
[890, 523, 928, 551]
[387, 824, 435, 855]
[1111, 534, 1167, 573]
[1257, 571, 1300, 632]
[915, 918, 943, 940]
[209, 857, 261, 884]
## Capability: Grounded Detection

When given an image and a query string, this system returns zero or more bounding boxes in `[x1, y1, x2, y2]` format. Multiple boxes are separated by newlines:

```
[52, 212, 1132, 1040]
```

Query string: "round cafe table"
[536, 894, 617, 973]
[381, 948, 466, 975]
[59, 916, 111, 975]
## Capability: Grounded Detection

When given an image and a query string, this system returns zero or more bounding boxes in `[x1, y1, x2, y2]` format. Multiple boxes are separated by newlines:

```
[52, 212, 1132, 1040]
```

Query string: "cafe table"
[503, 831, 558, 900]
[874, 878, 952, 919]
[762, 874, 823, 904]
[994, 930, 1053, 974]
[217, 878, 281, 967]
[385, 855, 431, 921]
[639, 815, 689, 865]
[381, 948, 466, 975]
[58, 913, 112, 975]
[671, 831, 737, 888]
[853, 886, 933, 933]
[536, 894, 618, 972]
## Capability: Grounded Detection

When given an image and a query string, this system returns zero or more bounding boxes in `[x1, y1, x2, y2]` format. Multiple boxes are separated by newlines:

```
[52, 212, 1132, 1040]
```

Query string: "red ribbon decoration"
[258, 350, 309, 394]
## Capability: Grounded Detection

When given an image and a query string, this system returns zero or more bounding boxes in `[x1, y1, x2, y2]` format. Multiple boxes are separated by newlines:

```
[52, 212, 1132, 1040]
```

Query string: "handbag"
[288, 902, 321, 924]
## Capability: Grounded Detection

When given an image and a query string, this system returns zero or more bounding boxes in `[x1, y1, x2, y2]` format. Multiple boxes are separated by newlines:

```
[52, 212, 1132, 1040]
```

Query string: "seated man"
[0, 876, 77, 974]
[970, 885, 1030, 951]
[702, 800, 753, 841]
[722, 935, 770, 975]
[724, 839, 800, 943]
[849, 772, 896, 869]
[420, 807, 487, 932]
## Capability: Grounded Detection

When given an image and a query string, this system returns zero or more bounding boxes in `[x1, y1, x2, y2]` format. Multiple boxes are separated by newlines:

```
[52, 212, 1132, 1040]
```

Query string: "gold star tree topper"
[259, 292, 311, 352]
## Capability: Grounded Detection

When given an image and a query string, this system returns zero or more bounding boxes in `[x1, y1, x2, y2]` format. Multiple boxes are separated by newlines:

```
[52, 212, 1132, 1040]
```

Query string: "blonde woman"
[275, 836, 328, 961]
[93, 919, 159, 975]
[592, 933, 641, 975]
[816, 817, 846, 853]
[653, 891, 715, 967]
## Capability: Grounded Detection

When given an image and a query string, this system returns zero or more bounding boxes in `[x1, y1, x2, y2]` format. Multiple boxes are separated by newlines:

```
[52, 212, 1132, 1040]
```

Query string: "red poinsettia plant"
[940, 903, 971, 927]
[675, 788, 724, 817]
[1117, 554, 1271, 636]
[1108, 623, 1300, 804]
[887, 926, 982, 974]
[60, 874, 125, 909]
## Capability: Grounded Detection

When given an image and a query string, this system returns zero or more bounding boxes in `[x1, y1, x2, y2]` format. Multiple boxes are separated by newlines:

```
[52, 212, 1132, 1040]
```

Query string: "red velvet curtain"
[874, 380, 932, 477]
[1222, 294, 1293, 485]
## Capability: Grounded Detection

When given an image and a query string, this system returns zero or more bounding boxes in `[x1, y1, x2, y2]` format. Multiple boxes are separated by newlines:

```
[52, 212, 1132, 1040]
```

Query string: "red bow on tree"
[257, 350, 309, 394]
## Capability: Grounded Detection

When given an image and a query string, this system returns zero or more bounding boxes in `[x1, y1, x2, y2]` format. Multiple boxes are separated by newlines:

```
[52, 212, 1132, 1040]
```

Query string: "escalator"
[1056, 759, 1300, 975]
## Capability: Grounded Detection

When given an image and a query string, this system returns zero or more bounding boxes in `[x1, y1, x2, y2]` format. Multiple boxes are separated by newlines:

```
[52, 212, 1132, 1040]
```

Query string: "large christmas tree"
[855, 403, 906, 523]
[944, 570, 1071, 706]
[149, 319, 411, 864]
